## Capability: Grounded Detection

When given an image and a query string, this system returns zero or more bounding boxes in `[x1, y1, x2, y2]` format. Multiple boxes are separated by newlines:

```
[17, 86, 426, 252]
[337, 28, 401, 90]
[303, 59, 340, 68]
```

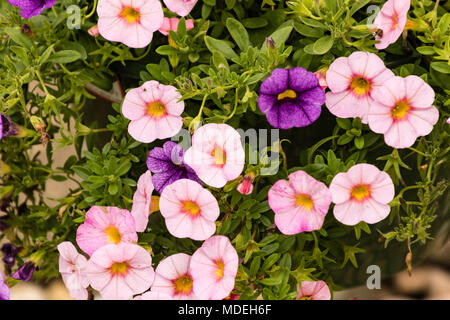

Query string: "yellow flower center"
[215, 260, 225, 279]
[121, 7, 141, 24]
[182, 201, 200, 216]
[350, 77, 371, 96]
[351, 185, 371, 201]
[105, 226, 122, 244]
[173, 275, 193, 294]
[277, 89, 297, 100]
[110, 262, 129, 276]
[391, 101, 410, 120]
[393, 14, 399, 30]
[296, 194, 314, 210]
[211, 146, 226, 166]
[147, 102, 166, 118]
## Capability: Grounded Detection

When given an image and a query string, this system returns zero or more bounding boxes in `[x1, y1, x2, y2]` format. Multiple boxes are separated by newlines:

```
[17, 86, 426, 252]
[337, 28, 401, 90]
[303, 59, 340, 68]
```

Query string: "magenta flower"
[368, 75, 439, 149]
[268, 170, 332, 235]
[12, 261, 36, 282]
[258, 67, 325, 129]
[374, 0, 411, 50]
[296, 280, 331, 300]
[0, 272, 10, 300]
[163, 0, 198, 17]
[131, 171, 154, 232]
[236, 173, 255, 195]
[147, 141, 200, 194]
[8, 0, 56, 19]
[57, 242, 89, 300]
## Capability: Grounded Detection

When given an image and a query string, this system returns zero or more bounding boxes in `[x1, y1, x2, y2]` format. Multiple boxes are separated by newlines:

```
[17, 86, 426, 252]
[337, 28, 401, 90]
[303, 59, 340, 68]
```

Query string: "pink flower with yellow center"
[163, 0, 198, 17]
[329, 164, 395, 226]
[57, 242, 89, 300]
[368, 75, 439, 149]
[189, 236, 238, 300]
[268, 170, 332, 235]
[85, 243, 155, 300]
[122, 80, 184, 144]
[184, 123, 245, 188]
[151, 253, 197, 300]
[159, 179, 220, 241]
[374, 0, 411, 50]
[76, 206, 138, 256]
[296, 280, 331, 300]
[159, 17, 195, 36]
[325, 51, 394, 124]
[131, 171, 154, 232]
[97, 0, 164, 48]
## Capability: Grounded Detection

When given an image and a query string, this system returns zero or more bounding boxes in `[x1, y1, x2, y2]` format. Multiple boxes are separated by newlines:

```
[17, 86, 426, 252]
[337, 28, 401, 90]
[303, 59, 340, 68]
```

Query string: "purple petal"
[164, 141, 184, 165]
[260, 69, 288, 95]
[43, 0, 57, 9]
[152, 170, 184, 194]
[147, 147, 173, 173]
[258, 94, 277, 114]
[0, 275, 10, 300]
[288, 67, 320, 93]
[266, 101, 316, 129]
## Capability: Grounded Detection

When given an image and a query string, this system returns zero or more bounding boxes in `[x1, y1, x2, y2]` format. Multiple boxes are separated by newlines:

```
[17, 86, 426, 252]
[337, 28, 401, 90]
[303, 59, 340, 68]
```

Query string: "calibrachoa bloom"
[189, 236, 238, 300]
[0, 272, 9, 300]
[329, 163, 395, 225]
[76, 206, 138, 256]
[159, 179, 220, 241]
[236, 173, 255, 195]
[163, 0, 198, 17]
[374, 0, 411, 50]
[147, 141, 200, 194]
[122, 81, 184, 143]
[12, 261, 35, 282]
[314, 68, 328, 91]
[151, 253, 197, 300]
[296, 280, 331, 300]
[258, 67, 326, 129]
[268, 170, 332, 235]
[58, 242, 89, 300]
[131, 171, 154, 232]
[97, 0, 164, 48]
[184, 123, 245, 188]
[8, 0, 56, 19]
[325, 51, 395, 124]
[0, 114, 18, 140]
[368, 75, 439, 149]
[85, 243, 155, 300]
[159, 17, 195, 36]
[1, 243, 22, 267]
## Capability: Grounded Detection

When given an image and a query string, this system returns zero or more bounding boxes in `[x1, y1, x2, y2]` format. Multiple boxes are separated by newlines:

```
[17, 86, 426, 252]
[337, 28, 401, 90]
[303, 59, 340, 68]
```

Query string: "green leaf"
[431, 62, 450, 74]
[416, 46, 436, 55]
[4, 27, 33, 49]
[47, 50, 82, 64]
[226, 18, 250, 51]
[262, 26, 293, 50]
[242, 17, 268, 29]
[354, 136, 365, 149]
[155, 45, 178, 56]
[313, 36, 333, 55]
[204, 36, 238, 59]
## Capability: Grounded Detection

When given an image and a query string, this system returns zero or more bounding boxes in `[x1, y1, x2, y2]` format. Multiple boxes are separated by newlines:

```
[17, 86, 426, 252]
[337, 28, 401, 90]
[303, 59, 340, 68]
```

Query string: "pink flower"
[184, 123, 245, 188]
[88, 25, 99, 37]
[159, 17, 195, 36]
[151, 253, 197, 300]
[374, 0, 411, 50]
[268, 170, 332, 235]
[122, 81, 184, 144]
[236, 178, 254, 195]
[159, 179, 220, 241]
[368, 75, 439, 149]
[57, 242, 89, 300]
[76, 206, 138, 256]
[131, 171, 154, 232]
[329, 164, 395, 226]
[189, 236, 238, 300]
[296, 280, 331, 300]
[163, 0, 198, 17]
[325, 51, 394, 124]
[97, 0, 164, 48]
[85, 243, 155, 300]
[134, 291, 171, 300]
[314, 69, 328, 91]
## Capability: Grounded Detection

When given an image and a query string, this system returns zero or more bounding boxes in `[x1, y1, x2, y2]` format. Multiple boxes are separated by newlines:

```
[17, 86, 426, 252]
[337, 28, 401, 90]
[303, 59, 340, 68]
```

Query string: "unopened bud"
[88, 25, 100, 37]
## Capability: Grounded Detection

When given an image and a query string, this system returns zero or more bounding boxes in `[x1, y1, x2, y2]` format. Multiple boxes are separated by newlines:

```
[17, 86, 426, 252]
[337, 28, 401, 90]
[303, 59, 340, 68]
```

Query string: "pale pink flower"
[159, 17, 195, 36]
[189, 236, 238, 300]
[151, 253, 197, 300]
[374, 0, 411, 50]
[325, 51, 395, 123]
[97, 0, 164, 48]
[368, 75, 439, 149]
[163, 0, 198, 17]
[57, 242, 89, 300]
[296, 280, 331, 300]
[131, 171, 154, 232]
[122, 81, 184, 144]
[184, 123, 245, 188]
[159, 179, 220, 241]
[268, 170, 332, 235]
[85, 243, 155, 300]
[329, 163, 395, 225]
[76, 206, 138, 256]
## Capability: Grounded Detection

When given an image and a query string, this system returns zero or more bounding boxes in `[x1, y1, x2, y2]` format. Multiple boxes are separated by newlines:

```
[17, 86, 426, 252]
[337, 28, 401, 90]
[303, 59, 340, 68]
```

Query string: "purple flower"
[258, 67, 325, 129]
[0, 273, 10, 300]
[0, 115, 18, 140]
[1, 244, 22, 268]
[8, 0, 57, 19]
[12, 261, 35, 282]
[147, 141, 201, 194]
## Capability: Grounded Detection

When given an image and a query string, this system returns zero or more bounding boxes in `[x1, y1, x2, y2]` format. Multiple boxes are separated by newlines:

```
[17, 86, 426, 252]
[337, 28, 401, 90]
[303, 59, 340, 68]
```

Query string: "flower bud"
[12, 261, 36, 282]
[1, 244, 22, 268]
[236, 172, 255, 195]
[88, 25, 100, 37]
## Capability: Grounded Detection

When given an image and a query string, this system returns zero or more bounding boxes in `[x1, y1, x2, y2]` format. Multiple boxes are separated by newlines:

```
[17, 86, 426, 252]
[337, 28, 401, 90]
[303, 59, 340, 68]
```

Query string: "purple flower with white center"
[8, 0, 56, 19]
[0, 115, 18, 140]
[0, 272, 10, 300]
[147, 141, 201, 194]
[258, 67, 326, 129]
[1, 243, 22, 268]
[12, 261, 36, 282]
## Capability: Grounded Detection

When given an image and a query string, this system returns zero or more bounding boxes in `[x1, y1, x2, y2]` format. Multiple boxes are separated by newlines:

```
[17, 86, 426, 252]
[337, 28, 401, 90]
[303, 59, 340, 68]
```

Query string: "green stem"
[85, 0, 98, 19]
[35, 70, 49, 96]
[224, 88, 239, 122]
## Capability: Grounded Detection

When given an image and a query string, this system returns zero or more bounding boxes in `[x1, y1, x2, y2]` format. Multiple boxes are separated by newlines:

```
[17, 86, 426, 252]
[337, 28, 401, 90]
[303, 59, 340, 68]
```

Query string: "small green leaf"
[47, 50, 82, 64]
[313, 36, 334, 55]
[226, 18, 250, 51]
[204, 36, 238, 59]
[431, 62, 450, 74]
